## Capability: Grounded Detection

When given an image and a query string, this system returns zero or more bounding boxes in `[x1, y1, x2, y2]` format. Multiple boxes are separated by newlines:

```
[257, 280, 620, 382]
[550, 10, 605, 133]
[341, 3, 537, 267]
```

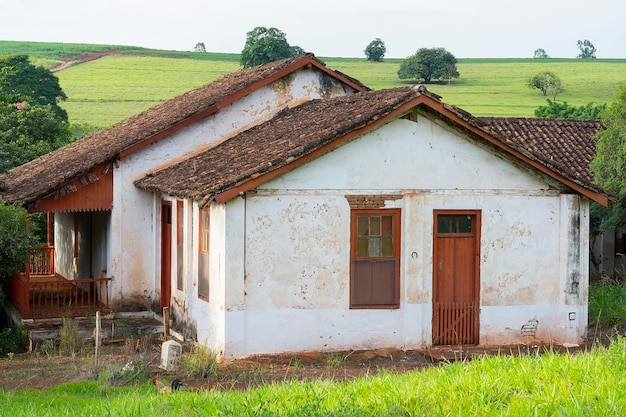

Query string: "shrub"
[0, 327, 27, 357]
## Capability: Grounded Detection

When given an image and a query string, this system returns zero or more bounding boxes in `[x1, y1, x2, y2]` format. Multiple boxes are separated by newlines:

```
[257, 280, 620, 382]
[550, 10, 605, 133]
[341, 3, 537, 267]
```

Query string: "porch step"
[23, 312, 165, 351]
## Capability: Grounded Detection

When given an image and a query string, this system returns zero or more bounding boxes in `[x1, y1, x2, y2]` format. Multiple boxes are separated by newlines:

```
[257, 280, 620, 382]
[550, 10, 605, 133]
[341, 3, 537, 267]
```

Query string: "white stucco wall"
[107, 68, 356, 310]
[206, 114, 589, 358]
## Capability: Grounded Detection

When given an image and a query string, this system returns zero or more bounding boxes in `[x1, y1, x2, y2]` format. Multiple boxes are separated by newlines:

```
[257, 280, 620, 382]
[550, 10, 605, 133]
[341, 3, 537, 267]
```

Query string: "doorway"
[160, 202, 172, 309]
[432, 210, 480, 345]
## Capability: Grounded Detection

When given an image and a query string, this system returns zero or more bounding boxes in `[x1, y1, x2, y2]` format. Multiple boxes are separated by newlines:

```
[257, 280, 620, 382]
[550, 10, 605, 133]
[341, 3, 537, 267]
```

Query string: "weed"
[180, 343, 219, 379]
[326, 353, 344, 369]
[39, 339, 58, 358]
[291, 356, 302, 368]
[59, 317, 83, 356]
[99, 359, 150, 386]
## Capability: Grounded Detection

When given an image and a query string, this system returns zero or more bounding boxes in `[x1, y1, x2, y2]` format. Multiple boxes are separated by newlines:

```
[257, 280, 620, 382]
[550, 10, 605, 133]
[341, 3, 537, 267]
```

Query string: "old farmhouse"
[0, 54, 609, 359]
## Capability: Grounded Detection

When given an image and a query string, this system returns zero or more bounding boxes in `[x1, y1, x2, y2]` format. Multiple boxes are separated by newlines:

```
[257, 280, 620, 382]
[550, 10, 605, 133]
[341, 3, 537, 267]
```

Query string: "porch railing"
[29, 245, 55, 275]
[5, 273, 112, 319]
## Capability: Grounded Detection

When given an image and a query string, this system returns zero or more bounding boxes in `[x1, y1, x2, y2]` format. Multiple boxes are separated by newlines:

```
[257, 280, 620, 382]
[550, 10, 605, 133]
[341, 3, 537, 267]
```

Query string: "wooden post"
[94, 311, 101, 367]
[163, 307, 169, 341]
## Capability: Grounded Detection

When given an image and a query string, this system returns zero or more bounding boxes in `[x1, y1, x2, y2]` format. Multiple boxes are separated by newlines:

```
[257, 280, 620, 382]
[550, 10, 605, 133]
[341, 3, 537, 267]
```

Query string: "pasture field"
[57, 56, 241, 127]
[1, 41, 625, 127]
[56, 55, 626, 128]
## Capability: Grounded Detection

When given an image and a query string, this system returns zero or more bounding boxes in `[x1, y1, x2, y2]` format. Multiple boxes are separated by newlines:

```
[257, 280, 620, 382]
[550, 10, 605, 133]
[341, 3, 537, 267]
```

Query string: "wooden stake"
[94, 311, 101, 367]
[163, 307, 169, 341]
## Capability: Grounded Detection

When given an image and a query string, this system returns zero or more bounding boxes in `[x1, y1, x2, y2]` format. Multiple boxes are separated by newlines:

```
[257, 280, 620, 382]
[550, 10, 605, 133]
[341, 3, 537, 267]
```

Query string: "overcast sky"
[1, 0, 624, 59]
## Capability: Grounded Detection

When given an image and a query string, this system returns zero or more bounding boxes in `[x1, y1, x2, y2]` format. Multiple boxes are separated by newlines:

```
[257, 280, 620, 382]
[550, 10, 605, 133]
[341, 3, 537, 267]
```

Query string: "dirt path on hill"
[51, 50, 121, 72]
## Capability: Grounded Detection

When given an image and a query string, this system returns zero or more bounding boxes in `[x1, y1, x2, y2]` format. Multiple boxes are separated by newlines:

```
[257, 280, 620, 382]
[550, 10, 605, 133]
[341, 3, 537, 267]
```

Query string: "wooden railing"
[29, 245, 55, 275]
[5, 273, 112, 319]
[433, 301, 478, 345]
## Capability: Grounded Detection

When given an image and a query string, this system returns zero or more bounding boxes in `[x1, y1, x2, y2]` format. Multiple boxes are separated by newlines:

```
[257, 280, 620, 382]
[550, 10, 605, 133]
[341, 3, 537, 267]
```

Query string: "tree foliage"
[577, 39, 596, 59]
[527, 71, 563, 100]
[364, 38, 386, 62]
[0, 55, 67, 121]
[194, 42, 206, 53]
[533, 48, 549, 59]
[0, 198, 40, 289]
[534, 99, 606, 119]
[0, 55, 71, 172]
[240, 27, 304, 68]
[0, 101, 71, 172]
[590, 81, 626, 228]
[397, 48, 459, 83]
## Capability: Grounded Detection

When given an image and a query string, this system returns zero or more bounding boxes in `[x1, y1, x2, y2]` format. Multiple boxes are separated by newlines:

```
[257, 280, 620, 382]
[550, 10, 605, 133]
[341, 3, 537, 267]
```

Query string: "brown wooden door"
[160, 202, 172, 309]
[433, 210, 480, 345]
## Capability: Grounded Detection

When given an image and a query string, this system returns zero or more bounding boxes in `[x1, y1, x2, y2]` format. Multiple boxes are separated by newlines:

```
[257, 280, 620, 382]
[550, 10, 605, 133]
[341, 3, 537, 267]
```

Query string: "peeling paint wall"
[200, 114, 590, 358]
[106, 67, 354, 311]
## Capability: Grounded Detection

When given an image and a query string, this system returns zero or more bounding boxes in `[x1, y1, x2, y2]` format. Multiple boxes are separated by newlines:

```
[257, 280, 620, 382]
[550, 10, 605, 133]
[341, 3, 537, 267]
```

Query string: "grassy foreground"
[1, 338, 625, 416]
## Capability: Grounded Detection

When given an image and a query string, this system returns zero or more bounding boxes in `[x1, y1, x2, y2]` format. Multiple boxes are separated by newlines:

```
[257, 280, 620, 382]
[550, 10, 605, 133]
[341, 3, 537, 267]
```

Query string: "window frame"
[176, 200, 184, 291]
[198, 207, 210, 301]
[349, 208, 401, 309]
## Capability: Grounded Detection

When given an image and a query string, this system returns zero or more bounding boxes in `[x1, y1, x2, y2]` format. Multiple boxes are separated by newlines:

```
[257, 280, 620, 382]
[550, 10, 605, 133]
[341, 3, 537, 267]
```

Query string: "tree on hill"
[0, 55, 68, 121]
[194, 42, 206, 53]
[590, 80, 626, 229]
[527, 71, 563, 100]
[364, 38, 386, 62]
[240, 27, 304, 68]
[533, 48, 549, 59]
[577, 39, 596, 59]
[534, 99, 605, 119]
[397, 48, 459, 84]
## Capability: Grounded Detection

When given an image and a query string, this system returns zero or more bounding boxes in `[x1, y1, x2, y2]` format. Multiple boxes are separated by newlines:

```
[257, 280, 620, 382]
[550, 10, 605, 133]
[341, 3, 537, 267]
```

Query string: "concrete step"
[23, 312, 165, 351]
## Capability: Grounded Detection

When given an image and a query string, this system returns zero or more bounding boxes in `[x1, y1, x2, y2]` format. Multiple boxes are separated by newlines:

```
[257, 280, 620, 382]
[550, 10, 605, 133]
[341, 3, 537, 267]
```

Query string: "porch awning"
[30, 164, 113, 213]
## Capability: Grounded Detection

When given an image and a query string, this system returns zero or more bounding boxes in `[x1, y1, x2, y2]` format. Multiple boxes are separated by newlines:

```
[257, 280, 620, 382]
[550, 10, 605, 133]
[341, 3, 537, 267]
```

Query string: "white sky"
[1, 0, 625, 59]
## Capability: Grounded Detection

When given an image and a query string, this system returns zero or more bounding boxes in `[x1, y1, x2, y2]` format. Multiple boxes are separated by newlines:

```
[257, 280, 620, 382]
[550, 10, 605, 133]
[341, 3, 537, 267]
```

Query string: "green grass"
[2, 339, 626, 416]
[56, 55, 240, 127]
[589, 280, 626, 326]
[2, 40, 626, 127]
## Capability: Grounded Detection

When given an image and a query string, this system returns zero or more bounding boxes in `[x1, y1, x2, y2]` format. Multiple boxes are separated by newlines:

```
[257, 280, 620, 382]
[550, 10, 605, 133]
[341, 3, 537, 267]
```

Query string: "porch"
[4, 246, 112, 320]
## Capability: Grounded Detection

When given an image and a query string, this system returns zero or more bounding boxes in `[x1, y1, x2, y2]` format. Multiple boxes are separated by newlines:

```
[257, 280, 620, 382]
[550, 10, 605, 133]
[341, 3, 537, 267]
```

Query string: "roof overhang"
[213, 93, 609, 207]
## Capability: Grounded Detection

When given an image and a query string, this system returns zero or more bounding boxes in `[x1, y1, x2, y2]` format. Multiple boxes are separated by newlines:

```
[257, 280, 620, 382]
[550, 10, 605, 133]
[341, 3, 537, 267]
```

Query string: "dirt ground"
[0, 320, 620, 392]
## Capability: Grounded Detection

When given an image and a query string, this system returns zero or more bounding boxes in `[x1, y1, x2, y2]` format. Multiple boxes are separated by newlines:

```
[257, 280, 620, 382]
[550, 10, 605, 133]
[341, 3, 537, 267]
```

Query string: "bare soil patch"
[0, 319, 620, 392]
[51, 50, 121, 72]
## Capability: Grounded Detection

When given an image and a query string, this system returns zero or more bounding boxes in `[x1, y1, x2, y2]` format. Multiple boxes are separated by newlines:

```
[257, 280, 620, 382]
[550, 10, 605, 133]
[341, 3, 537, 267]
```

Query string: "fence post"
[163, 307, 169, 341]
[94, 311, 101, 366]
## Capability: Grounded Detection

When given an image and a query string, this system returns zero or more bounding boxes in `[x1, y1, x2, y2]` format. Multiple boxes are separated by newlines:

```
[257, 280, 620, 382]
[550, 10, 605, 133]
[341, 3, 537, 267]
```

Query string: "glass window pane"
[369, 237, 381, 257]
[381, 215, 393, 236]
[370, 216, 381, 236]
[357, 237, 369, 257]
[202, 210, 210, 229]
[381, 236, 393, 256]
[459, 215, 472, 233]
[357, 216, 369, 236]
[437, 217, 450, 233]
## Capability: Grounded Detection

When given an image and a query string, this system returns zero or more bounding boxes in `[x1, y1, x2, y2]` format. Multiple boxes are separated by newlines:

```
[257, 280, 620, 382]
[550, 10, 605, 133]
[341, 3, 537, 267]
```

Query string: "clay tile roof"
[475, 117, 606, 196]
[0, 53, 368, 205]
[135, 87, 420, 206]
[137, 90, 609, 207]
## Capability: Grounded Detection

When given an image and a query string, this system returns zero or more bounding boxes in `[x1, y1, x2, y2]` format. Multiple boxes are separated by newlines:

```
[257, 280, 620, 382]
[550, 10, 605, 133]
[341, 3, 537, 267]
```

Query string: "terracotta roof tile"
[475, 117, 605, 195]
[0, 54, 366, 205]
[136, 87, 419, 206]
[136, 89, 609, 206]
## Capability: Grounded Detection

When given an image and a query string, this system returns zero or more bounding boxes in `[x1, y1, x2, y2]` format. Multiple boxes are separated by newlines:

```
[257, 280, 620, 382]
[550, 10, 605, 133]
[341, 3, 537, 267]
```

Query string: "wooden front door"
[160, 202, 172, 309]
[432, 210, 480, 345]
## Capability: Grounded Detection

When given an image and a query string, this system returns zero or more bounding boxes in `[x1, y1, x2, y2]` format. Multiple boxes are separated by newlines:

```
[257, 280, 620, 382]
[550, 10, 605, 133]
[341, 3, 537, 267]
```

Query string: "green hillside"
[2, 41, 625, 129]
